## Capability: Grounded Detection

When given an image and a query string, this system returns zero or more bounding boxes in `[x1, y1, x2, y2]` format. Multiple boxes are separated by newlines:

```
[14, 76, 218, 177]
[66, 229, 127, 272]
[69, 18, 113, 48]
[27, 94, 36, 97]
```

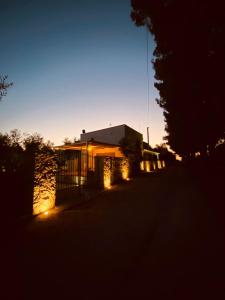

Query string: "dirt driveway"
[5, 167, 225, 299]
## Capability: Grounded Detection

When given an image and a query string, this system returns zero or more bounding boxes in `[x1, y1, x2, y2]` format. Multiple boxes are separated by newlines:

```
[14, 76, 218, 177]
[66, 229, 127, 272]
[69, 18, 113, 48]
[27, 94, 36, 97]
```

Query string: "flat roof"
[81, 124, 142, 136]
[143, 149, 160, 155]
[55, 140, 121, 150]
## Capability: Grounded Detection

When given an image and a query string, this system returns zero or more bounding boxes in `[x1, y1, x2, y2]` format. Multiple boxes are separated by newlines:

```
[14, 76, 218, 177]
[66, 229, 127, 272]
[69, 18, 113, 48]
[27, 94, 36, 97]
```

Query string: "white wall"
[80, 125, 126, 145]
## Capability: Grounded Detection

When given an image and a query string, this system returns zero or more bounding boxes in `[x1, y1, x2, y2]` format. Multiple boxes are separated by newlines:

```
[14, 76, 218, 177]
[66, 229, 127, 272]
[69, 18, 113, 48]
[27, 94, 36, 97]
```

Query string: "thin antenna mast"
[146, 24, 150, 144]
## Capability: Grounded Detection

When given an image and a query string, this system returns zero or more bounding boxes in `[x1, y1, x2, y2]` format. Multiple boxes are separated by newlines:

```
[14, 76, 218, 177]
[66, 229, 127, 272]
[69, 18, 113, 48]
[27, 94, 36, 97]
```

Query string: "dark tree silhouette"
[23, 133, 53, 154]
[63, 137, 73, 145]
[0, 75, 13, 101]
[131, 0, 225, 158]
[0, 131, 53, 174]
[153, 143, 176, 165]
[120, 136, 142, 174]
[63, 137, 79, 145]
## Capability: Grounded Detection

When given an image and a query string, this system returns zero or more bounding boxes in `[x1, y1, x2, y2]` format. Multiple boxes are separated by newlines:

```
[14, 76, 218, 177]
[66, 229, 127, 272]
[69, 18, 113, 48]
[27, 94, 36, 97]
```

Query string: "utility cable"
[146, 25, 150, 118]
[146, 25, 150, 143]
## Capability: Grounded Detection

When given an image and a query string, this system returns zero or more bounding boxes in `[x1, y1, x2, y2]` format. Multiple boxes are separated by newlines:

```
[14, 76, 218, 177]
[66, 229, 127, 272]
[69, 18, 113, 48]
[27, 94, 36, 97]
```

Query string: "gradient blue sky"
[0, 0, 165, 146]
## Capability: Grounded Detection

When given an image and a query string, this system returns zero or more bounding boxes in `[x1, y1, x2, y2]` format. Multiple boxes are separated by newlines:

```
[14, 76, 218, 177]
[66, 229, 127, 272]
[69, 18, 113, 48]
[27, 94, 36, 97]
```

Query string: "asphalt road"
[6, 167, 225, 299]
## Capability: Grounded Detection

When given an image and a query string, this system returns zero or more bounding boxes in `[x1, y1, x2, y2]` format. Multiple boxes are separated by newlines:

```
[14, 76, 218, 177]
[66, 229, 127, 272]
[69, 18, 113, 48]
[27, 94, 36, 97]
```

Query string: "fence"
[2, 147, 167, 218]
[55, 150, 84, 204]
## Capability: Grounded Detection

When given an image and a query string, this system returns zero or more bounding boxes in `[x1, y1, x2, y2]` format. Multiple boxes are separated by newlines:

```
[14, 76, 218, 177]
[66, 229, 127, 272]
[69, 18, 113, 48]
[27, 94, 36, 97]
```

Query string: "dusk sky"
[0, 0, 165, 147]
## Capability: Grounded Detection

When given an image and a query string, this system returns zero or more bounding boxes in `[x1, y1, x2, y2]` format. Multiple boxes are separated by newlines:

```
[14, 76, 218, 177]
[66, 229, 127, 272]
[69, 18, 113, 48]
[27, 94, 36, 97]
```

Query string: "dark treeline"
[0, 130, 53, 173]
[131, 0, 225, 159]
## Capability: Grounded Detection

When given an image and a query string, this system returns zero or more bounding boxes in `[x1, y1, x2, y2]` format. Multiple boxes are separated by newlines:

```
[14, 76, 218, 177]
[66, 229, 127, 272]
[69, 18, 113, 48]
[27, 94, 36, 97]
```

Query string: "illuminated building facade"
[55, 124, 163, 193]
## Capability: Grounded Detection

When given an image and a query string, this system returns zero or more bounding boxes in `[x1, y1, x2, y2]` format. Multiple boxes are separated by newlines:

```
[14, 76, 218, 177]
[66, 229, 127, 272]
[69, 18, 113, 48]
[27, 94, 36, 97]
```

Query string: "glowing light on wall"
[146, 161, 151, 172]
[103, 157, 112, 189]
[157, 160, 162, 169]
[141, 160, 166, 173]
[33, 153, 57, 215]
[152, 161, 156, 170]
[140, 161, 151, 172]
[120, 158, 129, 180]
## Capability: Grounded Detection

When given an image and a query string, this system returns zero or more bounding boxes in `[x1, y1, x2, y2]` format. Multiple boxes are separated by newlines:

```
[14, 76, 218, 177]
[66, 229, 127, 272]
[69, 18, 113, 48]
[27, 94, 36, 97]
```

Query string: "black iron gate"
[56, 149, 83, 204]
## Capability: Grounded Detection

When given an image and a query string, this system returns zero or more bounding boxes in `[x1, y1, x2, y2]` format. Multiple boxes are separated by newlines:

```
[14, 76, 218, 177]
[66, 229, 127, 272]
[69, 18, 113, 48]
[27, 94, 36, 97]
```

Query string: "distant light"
[126, 178, 130, 181]
[44, 211, 49, 216]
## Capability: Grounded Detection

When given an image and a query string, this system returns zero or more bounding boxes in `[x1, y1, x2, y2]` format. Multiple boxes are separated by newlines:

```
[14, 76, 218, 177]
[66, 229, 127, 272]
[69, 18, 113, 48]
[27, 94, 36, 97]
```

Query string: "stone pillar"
[103, 157, 116, 188]
[120, 157, 129, 180]
[33, 152, 57, 215]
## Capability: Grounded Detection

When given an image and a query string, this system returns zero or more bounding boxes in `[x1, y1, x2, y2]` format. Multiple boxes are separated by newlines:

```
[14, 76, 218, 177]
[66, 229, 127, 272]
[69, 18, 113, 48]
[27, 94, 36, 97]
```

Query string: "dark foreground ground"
[4, 165, 225, 299]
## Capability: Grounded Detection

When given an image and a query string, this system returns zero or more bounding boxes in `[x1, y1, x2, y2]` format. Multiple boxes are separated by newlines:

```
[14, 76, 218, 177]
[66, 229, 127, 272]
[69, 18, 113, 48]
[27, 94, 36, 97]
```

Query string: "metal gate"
[56, 149, 83, 204]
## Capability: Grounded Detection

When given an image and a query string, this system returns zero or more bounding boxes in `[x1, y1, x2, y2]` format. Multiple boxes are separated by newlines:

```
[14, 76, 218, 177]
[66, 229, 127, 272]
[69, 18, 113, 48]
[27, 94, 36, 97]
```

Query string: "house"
[54, 125, 141, 190]
[33, 125, 163, 215]
[55, 124, 162, 193]
[80, 124, 143, 147]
